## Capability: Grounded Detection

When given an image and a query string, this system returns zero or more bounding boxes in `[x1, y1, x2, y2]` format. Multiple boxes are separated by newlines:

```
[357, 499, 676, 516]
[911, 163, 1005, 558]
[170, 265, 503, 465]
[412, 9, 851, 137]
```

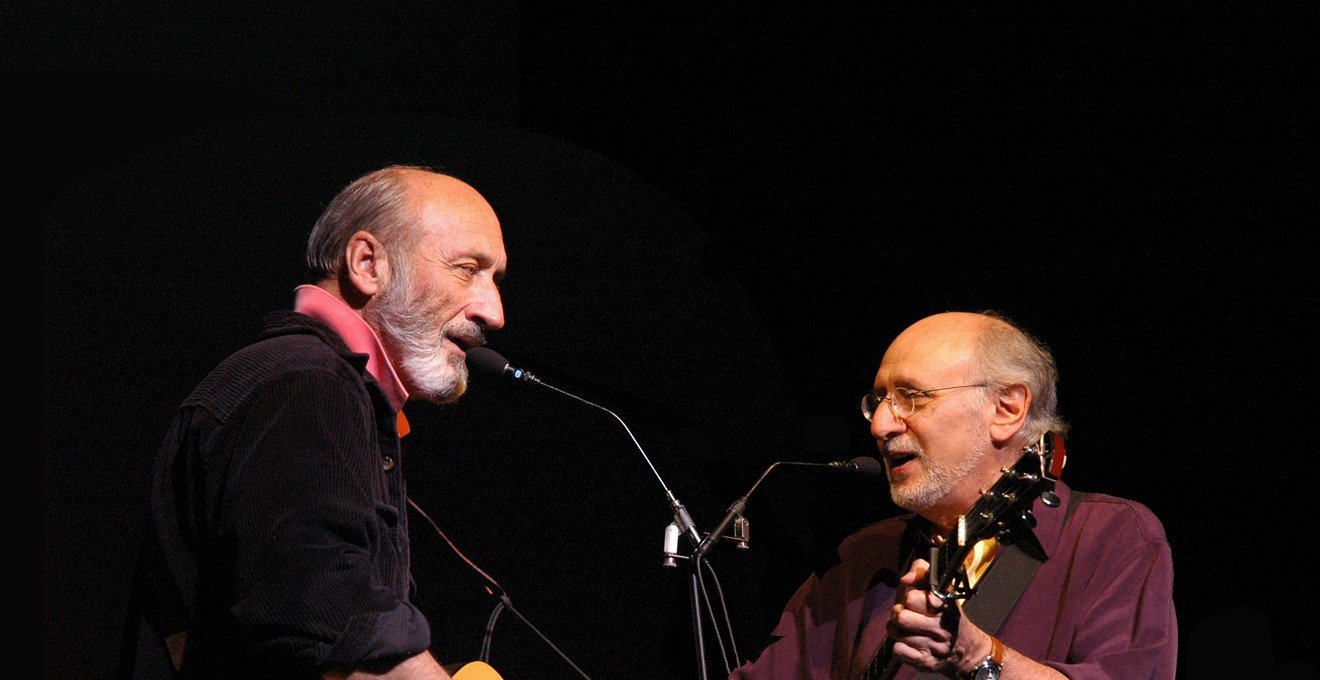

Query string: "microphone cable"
[696, 554, 740, 674]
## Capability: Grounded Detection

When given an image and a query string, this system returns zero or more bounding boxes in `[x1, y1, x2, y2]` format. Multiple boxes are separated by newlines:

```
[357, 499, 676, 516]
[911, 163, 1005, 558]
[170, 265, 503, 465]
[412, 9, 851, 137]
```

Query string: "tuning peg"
[1041, 491, 1060, 508]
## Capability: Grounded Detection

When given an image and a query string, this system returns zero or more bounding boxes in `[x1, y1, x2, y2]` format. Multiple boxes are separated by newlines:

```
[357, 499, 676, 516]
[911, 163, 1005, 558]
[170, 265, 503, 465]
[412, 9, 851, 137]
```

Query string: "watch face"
[974, 663, 1001, 680]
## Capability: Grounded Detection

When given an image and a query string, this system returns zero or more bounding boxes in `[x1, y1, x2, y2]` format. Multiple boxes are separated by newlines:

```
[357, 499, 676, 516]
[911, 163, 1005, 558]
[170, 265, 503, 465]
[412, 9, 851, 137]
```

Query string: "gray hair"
[305, 165, 443, 281]
[972, 310, 1070, 440]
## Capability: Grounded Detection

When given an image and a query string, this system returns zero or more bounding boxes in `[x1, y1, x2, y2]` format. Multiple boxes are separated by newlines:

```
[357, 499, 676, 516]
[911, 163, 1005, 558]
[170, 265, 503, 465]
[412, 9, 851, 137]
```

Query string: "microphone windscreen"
[849, 456, 884, 477]
[465, 346, 510, 376]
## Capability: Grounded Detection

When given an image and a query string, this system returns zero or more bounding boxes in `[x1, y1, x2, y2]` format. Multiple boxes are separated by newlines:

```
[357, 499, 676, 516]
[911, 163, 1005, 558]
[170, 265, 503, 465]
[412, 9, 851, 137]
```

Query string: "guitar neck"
[859, 637, 902, 680]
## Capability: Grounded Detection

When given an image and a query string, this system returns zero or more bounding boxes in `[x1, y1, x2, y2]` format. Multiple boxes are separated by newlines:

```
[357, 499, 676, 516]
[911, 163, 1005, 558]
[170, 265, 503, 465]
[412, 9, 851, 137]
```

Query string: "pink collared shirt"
[293, 285, 410, 411]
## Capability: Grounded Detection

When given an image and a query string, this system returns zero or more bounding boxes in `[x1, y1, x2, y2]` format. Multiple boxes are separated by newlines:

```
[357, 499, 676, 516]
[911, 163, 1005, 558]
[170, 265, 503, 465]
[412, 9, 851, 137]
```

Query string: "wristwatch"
[961, 635, 1005, 680]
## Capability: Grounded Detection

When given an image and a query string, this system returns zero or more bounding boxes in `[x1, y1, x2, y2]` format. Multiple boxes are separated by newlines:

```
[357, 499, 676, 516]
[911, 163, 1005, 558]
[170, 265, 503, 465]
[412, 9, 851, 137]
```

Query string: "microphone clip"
[664, 514, 751, 568]
[687, 456, 881, 561]
[505, 365, 539, 383]
[730, 515, 750, 550]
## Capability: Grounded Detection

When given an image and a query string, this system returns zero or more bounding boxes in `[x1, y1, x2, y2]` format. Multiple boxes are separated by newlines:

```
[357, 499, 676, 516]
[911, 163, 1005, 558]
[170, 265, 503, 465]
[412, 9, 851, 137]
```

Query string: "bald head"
[886, 310, 1067, 442]
[306, 165, 497, 283]
[902, 311, 1006, 337]
[886, 312, 999, 375]
[398, 168, 499, 228]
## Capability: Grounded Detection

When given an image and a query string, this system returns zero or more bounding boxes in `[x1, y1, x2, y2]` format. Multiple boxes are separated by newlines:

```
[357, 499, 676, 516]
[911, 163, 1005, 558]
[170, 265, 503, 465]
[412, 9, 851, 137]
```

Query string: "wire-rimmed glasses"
[860, 383, 989, 422]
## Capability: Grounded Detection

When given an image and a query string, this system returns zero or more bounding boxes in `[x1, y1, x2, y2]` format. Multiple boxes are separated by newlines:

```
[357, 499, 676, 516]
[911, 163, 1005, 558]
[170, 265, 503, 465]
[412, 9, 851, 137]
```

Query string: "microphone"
[827, 456, 884, 476]
[465, 346, 703, 547]
[466, 346, 540, 384]
[692, 456, 883, 559]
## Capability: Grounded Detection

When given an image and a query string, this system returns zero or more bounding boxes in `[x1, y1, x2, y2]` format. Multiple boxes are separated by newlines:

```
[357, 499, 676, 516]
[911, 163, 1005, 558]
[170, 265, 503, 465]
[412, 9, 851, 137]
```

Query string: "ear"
[988, 383, 1030, 445]
[342, 231, 390, 299]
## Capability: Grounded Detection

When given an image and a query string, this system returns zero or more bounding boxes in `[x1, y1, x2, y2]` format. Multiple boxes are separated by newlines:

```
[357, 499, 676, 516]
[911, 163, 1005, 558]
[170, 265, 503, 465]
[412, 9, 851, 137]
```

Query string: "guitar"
[453, 660, 503, 679]
[859, 431, 1067, 680]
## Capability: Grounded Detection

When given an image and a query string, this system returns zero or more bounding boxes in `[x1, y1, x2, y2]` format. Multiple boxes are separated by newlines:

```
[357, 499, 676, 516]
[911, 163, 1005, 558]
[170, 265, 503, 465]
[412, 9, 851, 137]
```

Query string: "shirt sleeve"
[731, 521, 908, 680]
[213, 368, 430, 671]
[1039, 503, 1178, 680]
[729, 573, 822, 679]
[731, 559, 887, 680]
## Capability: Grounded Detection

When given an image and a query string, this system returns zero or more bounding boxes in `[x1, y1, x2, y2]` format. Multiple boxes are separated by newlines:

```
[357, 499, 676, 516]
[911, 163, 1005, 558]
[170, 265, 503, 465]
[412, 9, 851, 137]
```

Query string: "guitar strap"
[907, 491, 1089, 679]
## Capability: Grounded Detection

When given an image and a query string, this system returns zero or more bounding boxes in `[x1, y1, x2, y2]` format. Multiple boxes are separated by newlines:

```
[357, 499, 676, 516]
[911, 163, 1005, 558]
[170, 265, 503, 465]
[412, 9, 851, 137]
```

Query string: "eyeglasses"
[860, 383, 989, 421]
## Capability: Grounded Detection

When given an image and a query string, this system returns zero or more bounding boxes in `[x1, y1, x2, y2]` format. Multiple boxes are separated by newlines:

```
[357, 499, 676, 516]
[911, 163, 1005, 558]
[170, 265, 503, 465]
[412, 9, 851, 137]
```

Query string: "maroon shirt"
[730, 482, 1177, 679]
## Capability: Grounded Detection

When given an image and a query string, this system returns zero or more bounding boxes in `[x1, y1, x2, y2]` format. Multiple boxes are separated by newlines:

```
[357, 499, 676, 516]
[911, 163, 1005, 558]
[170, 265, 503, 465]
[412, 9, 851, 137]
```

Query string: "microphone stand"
[529, 380, 719, 679]
[676, 464, 800, 678]
[530, 379, 704, 546]
[679, 457, 881, 676]
[674, 461, 812, 679]
[466, 348, 769, 679]
[692, 461, 803, 560]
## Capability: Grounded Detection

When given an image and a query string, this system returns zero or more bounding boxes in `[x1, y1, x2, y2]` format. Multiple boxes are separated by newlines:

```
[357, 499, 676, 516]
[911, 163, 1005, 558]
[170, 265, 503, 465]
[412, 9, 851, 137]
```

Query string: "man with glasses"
[731, 311, 1176, 679]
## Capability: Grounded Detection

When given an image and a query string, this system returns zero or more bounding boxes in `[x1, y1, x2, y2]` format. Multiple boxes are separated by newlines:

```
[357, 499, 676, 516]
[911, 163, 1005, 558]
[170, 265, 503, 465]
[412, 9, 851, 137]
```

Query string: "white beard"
[888, 442, 986, 512]
[364, 260, 480, 404]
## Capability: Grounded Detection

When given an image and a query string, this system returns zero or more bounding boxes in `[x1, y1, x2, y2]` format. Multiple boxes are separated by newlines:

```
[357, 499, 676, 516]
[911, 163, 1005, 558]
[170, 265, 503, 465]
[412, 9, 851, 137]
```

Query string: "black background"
[28, 3, 1316, 679]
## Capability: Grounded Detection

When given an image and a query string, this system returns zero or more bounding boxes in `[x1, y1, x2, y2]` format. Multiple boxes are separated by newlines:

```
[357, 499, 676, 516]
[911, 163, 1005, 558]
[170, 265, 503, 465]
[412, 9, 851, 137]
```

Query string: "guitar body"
[453, 660, 503, 680]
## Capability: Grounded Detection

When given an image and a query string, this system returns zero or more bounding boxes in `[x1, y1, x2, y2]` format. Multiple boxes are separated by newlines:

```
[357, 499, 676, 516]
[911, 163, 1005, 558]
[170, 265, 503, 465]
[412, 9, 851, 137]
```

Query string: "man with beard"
[124, 166, 506, 679]
[730, 311, 1176, 680]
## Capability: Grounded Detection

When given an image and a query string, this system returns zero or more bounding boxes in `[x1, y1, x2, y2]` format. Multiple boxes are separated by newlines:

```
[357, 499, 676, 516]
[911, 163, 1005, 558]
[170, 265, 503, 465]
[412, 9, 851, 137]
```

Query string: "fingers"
[896, 558, 948, 617]
[888, 637, 954, 671]
[898, 558, 930, 587]
[888, 561, 961, 674]
[886, 603, 955, 671]
[888, 599, 951, 637]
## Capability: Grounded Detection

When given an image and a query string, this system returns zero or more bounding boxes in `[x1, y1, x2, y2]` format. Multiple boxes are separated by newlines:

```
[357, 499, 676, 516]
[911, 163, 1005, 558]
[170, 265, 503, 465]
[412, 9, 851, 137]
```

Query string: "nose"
[869, 401, 907, 442]
[468, 277, 505, 330]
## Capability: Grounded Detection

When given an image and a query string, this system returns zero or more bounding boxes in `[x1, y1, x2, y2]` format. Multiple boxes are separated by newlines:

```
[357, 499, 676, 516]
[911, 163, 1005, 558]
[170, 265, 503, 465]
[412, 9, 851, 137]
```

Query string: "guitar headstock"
[971, 431, 1065, 534]
[1044, 430, 1067, 482]
[930, 431, 1066, 600]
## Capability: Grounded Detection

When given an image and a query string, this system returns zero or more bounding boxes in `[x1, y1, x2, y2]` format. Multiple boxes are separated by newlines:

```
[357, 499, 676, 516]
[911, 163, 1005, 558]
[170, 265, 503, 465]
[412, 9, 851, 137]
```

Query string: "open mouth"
[888, 452, 918, 472]
[448, 336, 472, 353]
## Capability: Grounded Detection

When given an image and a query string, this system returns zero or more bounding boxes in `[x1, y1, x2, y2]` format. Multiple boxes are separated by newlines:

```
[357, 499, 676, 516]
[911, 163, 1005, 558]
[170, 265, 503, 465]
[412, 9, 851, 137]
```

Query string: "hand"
[886, 558, 992, 678]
